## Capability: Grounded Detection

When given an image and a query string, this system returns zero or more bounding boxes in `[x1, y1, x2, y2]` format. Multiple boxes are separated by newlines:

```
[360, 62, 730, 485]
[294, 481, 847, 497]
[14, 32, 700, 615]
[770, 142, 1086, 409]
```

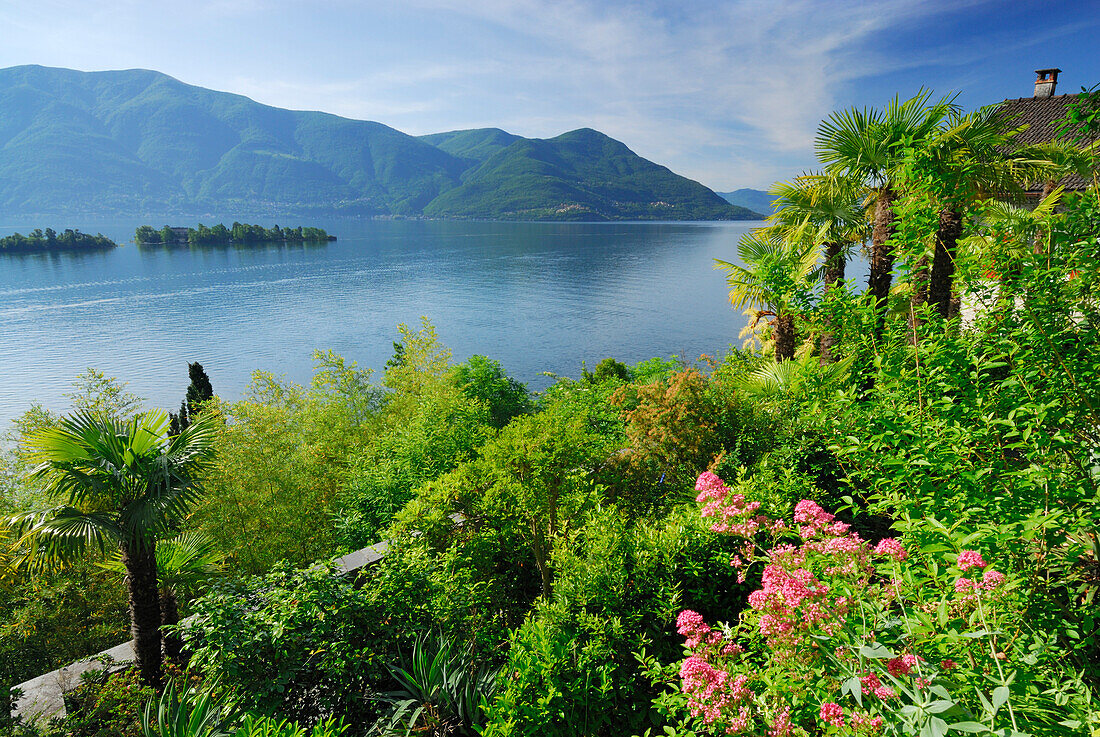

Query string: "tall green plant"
[715, 230, 820, 361]
[8, 410, 217, 688]
[815, 91, 957, 341]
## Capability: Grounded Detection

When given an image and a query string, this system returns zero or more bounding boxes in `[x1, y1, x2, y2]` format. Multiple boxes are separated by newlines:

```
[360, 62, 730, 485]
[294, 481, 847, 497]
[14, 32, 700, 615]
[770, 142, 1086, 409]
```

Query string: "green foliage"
[582, 358, 631, 384]
[451, 356, 531, 429]
[0, 229, 115, 253]
[62, 666, 156, 737]
[142, 683, 347, 737]
[334, 381, 492, 549]
[374, 632, 498, 737]
[1056, 82, 1100, 147]
[481, 507, 747, 737]
[402, 399, 615, 598]
[135, 224, 329, 246]
[182, 563, 387, 727]
[193, 355, 380, 573]
[0, 562, 129, 704]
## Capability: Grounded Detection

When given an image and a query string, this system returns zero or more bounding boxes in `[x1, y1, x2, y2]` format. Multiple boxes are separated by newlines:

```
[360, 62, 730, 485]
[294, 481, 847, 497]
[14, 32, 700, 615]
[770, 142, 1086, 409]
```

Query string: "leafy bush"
[181, 563, 388, 727]
[481, 507, 747, 737]
[450, 355, 531, 429]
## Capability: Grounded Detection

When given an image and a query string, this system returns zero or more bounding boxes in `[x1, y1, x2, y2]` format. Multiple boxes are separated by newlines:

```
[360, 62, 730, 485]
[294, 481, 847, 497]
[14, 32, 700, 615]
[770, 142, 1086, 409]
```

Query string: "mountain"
[0, 66, 753, 221]
[420, 128, 754, 220]
[716, 188, 773, 218]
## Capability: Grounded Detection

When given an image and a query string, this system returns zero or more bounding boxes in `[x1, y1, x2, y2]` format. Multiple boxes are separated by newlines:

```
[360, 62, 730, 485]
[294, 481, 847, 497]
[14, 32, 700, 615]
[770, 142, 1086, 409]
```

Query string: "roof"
[995, 92, 1096, 193]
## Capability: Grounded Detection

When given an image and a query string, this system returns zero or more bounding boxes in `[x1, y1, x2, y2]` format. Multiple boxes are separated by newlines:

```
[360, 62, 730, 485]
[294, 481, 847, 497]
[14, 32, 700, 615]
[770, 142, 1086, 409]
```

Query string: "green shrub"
[181, 563, 388, 727]
[450, 355, 531, 429]
[481, 507, 747, 737]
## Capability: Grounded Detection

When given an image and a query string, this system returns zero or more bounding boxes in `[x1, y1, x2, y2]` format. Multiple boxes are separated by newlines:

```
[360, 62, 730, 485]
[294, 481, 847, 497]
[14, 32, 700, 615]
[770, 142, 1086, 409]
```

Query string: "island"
[134, 223, 334, 246]
[0, 228, 116, 253]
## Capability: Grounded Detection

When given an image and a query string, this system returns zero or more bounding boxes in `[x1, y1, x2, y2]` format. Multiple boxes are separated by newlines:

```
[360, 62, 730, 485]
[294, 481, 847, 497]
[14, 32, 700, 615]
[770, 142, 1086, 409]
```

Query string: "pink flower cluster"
[677, 609, 723, 648]
[955, 568, 1006, 597]
[859, 671, 896, 700]
[680, 472, 1002, 736]
[793, 500, 850, 539]
[886, 653, 920, 677]
[874, 538, 908, 561]
[956, 550, 987, 571]
[696, 471, 762, 536]
[819, 701, 844, 726]
[679, 656, 754, 727]
[748, 562, 839, 641]
[850, 713, 885, 733]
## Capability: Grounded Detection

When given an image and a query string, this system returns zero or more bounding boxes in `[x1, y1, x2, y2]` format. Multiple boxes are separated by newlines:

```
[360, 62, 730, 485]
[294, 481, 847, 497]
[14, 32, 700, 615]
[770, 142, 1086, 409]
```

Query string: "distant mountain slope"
[0, 65, 462, 216]
[418, 128, 520, 169]
[424, 128, 756, 220]
[0, 65, 751, 220]
[716, 188, 773, 217]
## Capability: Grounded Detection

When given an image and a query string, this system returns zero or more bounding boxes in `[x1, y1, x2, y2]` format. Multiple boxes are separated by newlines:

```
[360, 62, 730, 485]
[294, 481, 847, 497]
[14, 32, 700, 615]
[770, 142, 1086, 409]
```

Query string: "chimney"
[1034, 68, 1061, 98]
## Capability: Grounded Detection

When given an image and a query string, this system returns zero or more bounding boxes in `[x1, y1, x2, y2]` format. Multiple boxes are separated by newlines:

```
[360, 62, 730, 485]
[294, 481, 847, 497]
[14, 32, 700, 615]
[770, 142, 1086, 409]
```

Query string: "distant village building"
[169, 227, 189, 244]
[996, 68, 1097, 197]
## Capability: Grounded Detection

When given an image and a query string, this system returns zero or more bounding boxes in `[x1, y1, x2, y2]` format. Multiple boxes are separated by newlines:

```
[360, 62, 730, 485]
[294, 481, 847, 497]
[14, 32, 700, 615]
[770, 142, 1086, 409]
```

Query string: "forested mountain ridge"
[0, 66, 753, 220]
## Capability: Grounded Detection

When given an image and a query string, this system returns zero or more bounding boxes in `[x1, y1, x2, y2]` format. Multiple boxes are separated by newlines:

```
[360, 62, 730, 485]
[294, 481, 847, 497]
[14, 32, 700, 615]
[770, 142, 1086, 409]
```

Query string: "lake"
[0, 219, 766, 426]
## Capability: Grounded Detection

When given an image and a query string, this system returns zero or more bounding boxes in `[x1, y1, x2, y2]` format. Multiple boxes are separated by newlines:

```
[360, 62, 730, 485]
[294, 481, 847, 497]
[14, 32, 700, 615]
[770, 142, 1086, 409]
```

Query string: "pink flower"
[860, 671, 882, 694]
[982, 570, 1006, 590]
[886, 657, 911, 677]
[955, 577, 976, 594]
[819, 702, 844, 726]
[915, 677, 931, 689]
[677, 610, 706, 632]
[695, 470, 727, 491]
[941, 658, 957, 670]
[769, 705, 793, 737]
[874, 538, 908, 561]
[956, 550, 987, 571]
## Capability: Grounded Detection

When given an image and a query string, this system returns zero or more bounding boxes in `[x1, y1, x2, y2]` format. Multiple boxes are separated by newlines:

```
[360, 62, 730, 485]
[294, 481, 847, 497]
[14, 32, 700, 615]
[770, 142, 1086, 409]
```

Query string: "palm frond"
[14, 407, 218, 570]
[100, 531, 225, 590]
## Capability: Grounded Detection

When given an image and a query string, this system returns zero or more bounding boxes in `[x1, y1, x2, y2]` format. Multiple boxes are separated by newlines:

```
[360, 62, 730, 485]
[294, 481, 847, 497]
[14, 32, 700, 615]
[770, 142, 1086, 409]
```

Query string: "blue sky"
[2, 0, 1098, 190]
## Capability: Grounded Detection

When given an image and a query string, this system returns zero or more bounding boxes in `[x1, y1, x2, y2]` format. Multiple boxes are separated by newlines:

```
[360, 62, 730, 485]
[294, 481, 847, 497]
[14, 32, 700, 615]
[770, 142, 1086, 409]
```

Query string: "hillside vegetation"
[0, 66, 751, 221]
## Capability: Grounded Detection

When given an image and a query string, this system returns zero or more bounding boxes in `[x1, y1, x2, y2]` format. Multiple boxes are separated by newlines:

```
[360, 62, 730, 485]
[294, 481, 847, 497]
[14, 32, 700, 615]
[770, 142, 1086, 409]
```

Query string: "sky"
[1, 0, 1098, 191]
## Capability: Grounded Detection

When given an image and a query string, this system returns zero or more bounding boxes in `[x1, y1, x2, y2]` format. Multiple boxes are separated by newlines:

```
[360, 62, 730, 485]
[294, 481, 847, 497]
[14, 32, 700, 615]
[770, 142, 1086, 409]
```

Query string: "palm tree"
[908, 105, 1067, 322]
[768, 173, 869, 362]
[715, 230, 820, 361]
[99, 531, 224, 661]
[8, 410, 217, 688]
[815, 91, 957, 340]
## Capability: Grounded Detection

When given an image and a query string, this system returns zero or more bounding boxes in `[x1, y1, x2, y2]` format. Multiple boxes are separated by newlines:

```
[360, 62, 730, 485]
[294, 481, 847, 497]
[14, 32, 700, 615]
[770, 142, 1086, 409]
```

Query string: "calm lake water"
[0, 219, 765, 426]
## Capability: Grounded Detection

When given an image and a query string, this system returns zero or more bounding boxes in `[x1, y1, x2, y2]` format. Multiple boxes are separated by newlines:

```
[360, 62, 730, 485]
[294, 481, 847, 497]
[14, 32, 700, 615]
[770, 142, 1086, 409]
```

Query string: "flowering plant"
[650, 471, 1053, 737]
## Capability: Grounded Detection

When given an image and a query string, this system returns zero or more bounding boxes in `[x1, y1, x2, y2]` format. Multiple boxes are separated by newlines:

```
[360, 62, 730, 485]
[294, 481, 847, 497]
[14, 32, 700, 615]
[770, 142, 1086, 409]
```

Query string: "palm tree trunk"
[774, 312, 796, 362]
[121, 541, 163, 689]
[160, 587, 183, 662]
[929, 207, 963, 319]
[868, 186, 898, 341]
[819, 241, 846, 365]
